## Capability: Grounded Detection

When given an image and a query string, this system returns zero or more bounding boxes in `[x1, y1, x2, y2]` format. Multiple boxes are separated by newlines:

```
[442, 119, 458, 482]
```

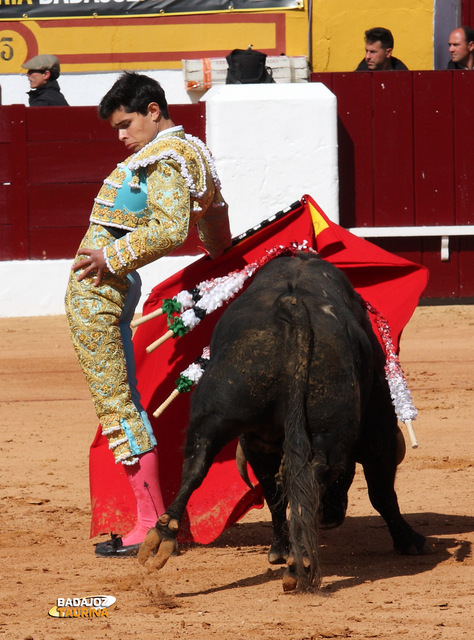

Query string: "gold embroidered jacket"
[89, 127, 231, 276]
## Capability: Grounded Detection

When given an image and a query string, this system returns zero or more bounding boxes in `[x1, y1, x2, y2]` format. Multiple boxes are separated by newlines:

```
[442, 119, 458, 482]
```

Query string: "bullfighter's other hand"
[72, 248, 107, 286]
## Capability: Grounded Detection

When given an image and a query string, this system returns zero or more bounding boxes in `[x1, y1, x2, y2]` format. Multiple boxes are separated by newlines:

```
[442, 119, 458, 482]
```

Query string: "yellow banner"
[0, 10, 307, 73]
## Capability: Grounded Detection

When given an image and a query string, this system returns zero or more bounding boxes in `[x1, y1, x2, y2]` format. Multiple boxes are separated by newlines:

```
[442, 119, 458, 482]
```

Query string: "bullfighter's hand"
[72, 248, 107, 286]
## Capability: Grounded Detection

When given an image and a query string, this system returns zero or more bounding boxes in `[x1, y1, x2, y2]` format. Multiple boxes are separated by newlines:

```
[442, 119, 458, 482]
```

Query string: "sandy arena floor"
[0, 305, 473, 639]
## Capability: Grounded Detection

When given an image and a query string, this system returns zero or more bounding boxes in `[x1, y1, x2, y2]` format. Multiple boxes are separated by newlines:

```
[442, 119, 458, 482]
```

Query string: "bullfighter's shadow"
[175, 512, 473, 597]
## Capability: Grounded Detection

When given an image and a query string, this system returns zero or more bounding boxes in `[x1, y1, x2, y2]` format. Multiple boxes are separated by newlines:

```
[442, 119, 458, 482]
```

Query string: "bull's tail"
[280, 295, 322, 590]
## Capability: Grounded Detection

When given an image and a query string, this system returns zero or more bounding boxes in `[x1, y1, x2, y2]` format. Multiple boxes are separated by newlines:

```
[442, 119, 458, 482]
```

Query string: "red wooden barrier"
[413, 72, 455, 226]
[0, 102, 206, 261]
[311, 70, 474, 299]
[372, 72, 414, 227]
[1, 106, 29, 260]
[453, 71, 474, 225]
[320, 72, 374, 228]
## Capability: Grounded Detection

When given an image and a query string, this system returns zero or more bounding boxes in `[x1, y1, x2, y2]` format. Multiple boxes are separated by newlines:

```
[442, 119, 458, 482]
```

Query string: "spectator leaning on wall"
[22, 54, 69, 106]
[447, 26, 474, 70]
[355, 27, 408, 71]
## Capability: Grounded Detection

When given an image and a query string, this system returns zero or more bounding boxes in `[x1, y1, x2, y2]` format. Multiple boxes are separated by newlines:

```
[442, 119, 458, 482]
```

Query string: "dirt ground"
[0, 304, 473, 640]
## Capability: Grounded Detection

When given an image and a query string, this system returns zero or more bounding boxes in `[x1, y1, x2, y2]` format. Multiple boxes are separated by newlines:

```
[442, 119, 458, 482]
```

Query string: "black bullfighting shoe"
[94, 534, 140, 558]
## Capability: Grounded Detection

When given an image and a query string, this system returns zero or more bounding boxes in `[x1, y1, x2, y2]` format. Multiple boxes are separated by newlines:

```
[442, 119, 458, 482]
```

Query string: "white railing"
[348, 226, 474, 261]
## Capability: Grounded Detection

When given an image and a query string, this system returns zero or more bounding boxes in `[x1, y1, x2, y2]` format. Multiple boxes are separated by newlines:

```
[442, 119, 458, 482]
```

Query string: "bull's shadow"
[175, 511, 472, 597]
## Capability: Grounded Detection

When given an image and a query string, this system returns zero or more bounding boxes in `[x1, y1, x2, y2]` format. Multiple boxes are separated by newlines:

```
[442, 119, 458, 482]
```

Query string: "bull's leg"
[319, 461, 356, 529]
[358, 374, 432, 555]
[139, 416, 242, 568]
[361, 442, 431, 555]
[240, 439, 289, 565]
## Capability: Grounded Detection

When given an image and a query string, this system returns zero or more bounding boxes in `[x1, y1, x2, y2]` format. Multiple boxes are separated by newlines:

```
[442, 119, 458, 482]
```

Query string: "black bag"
[225, 47, 275, 84]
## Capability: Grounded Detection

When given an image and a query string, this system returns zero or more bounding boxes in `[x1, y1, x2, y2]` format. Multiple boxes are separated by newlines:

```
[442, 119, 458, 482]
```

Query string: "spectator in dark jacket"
[355, 27, 408, 71]
[447, 26, 474, 70]
[22, 54, 69, 106]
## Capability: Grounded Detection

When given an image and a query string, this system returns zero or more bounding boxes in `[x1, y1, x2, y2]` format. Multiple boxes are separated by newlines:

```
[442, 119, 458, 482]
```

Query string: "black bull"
[139, 252, 431, 590]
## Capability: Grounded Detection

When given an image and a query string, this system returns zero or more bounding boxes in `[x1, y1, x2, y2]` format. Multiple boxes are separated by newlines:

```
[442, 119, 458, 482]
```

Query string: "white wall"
[0, 256, 200, 318]
[0, 70, 198, 107]
[0, 82, 338, 318]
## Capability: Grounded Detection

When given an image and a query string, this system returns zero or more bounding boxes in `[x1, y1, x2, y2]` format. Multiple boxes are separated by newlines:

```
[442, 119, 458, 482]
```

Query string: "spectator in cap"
[22, 54, 69, 106]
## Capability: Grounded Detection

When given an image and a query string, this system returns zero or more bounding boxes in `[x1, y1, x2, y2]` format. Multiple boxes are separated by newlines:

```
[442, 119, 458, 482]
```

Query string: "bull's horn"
[146, 329, 174, 353]
[236, 442, 254, 489]
[131, 308, 164, 329]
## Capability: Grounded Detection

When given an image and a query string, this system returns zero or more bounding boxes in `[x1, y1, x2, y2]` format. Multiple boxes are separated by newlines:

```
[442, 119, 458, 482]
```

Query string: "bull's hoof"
[268, 539, 289, 565]
[394, 533, 435, 556]
[282, 567, 298, 592]
[421, 538, 436, 554]
[283, 554, 320, 592]
[319, 515, 345, 530]
[138, 527, 160, 565]
[268, 550, 288, 565]
[396, 536, 435, 556]
[152, 539, 177, 569]
[138, 516, 179, 569]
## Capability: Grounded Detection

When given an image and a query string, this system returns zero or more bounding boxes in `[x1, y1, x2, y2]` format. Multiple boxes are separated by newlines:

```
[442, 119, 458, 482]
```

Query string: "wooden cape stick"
[146, 329, 174, 354]
[153, 389, 180, 418]
[404, 419, 418, 449]
[131, 308, 164, 329]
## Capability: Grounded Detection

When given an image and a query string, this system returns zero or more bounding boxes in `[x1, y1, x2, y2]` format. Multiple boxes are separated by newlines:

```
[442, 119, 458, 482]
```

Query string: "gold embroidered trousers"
[65, 225, 156, 465]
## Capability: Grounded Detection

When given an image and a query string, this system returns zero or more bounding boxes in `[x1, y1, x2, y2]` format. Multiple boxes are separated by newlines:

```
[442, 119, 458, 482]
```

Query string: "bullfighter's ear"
[147, 102, 161, 121]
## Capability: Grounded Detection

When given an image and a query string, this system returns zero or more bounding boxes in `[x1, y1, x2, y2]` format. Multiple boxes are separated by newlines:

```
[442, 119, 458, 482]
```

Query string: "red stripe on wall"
[36, 13, 287, 58]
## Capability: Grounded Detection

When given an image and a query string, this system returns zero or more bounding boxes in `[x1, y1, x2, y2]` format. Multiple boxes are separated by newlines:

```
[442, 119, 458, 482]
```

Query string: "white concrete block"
[202, 82, 339, 238]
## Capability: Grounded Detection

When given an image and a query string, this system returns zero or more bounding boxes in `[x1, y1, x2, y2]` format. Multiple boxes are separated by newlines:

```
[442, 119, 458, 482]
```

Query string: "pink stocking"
[121, 446, 165, 546]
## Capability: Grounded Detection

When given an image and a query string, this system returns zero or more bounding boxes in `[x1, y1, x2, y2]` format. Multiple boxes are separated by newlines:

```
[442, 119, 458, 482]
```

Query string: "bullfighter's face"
[108, 103, 161, 153]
